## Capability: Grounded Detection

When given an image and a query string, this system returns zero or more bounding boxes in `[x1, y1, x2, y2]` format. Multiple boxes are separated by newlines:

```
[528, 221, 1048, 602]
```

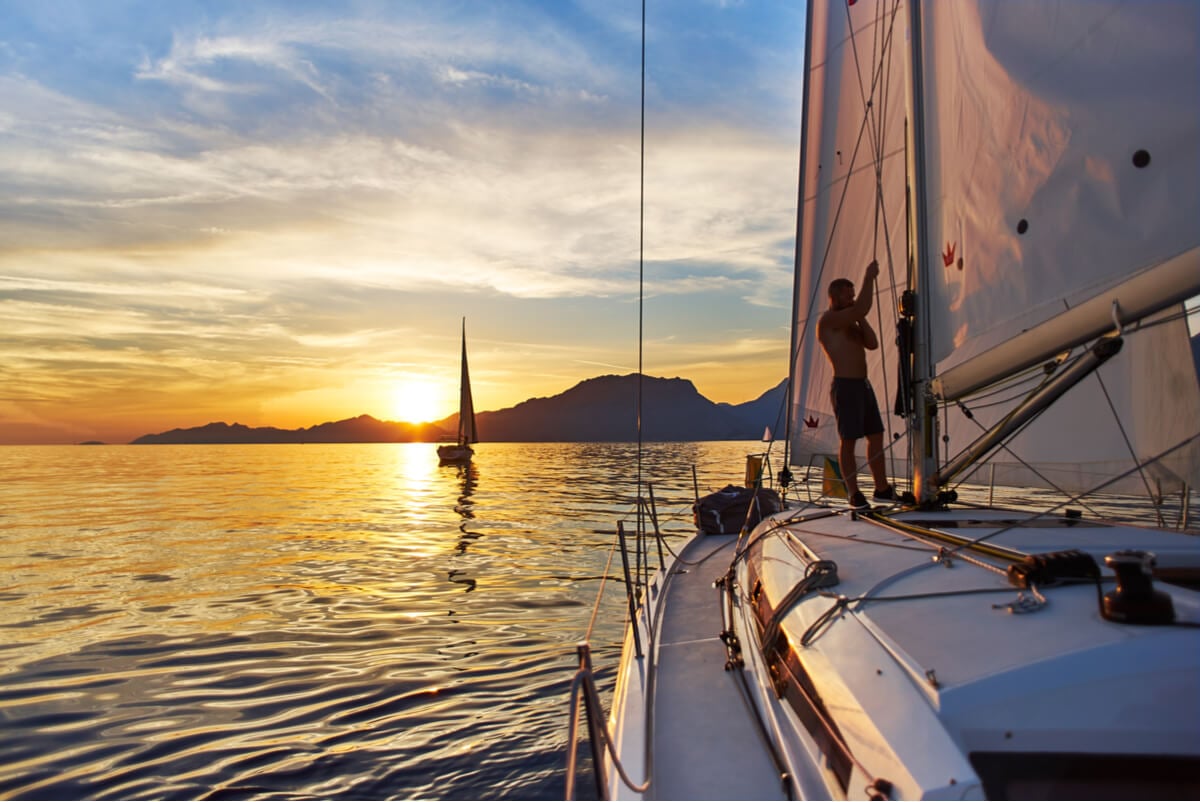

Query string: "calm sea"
[0, 441, 763, 800]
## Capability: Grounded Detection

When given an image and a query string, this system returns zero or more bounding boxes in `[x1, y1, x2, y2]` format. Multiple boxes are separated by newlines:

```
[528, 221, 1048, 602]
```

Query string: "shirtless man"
[817, 260, 899, 510]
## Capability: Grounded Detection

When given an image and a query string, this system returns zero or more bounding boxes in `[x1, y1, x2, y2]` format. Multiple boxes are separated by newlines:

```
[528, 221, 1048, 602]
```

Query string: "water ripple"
[0, 441, 757, 799]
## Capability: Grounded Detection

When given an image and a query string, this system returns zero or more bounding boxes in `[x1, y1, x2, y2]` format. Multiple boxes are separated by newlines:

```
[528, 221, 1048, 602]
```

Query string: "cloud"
[1, 114, 796, 296]
[129, 8, 625, 125]
[1, 1, 798, 300]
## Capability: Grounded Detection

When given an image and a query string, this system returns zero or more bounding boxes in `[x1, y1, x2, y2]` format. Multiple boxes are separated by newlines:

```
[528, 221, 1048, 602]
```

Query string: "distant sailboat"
[437, 319, 477, 465]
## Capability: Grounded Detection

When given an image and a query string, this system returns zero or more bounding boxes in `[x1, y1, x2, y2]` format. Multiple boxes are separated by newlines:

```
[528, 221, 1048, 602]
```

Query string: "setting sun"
[391, 378, 446, 424]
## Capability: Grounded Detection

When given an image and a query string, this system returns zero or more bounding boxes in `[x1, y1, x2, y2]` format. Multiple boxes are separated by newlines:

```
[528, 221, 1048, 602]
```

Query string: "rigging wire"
[1083, 367, 1163, 525]
[949, 373, 1050, 411]
[784, 0, 905, 488]
[941, 307, 1195, 520]
[793, 0, 906, 416]
[570, 16, 654, 790]
[844, 0, 905, 443]
[941, 353, 1107, 517]
[783, 0, 819, 487]
[582, 533, 622, 644]
[635, 0, 647, 584]
[871, 2, 905, 463]
[944, 430, 1200, 554]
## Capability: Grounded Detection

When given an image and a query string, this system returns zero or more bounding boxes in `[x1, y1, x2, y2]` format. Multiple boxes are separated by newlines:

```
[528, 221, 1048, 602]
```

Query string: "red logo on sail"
[805, 415, 820, 428]
[942, 241, 957, 269]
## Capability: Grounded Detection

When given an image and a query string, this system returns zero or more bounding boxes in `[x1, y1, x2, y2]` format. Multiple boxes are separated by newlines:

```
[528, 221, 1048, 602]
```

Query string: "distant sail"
[438, 318, 477, 465]
[458, 321, 477, 445]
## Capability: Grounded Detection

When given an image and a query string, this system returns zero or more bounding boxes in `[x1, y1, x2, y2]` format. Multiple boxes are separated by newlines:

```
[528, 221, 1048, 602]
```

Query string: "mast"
[904, 0, 939, 506]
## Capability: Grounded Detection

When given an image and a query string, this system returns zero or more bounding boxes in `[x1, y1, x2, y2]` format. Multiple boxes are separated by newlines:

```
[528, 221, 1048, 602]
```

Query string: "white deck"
[612, 533, 789, 800]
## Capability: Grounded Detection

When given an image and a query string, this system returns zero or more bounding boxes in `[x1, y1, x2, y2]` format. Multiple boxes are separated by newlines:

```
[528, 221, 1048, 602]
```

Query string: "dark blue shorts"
[830, 377, 884, 441]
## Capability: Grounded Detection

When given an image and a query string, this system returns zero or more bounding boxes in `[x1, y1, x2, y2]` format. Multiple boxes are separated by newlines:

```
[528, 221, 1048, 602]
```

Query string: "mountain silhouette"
[131, 374, 787, 444]
[132, 415, 444, 445]
[460, 374, 786, 442]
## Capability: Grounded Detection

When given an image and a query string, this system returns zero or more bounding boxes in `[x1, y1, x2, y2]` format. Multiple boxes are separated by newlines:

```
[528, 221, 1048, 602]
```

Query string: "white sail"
[791, 0, 1200, 497]
[790, 0, 909, 473]
[919, 1, 1200, 366]
[916, 0, 1200, 494]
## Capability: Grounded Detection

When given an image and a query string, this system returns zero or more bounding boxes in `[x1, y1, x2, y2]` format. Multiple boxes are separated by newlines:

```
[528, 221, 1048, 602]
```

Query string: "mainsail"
[790, 0, 1200, 499]
[456, 320, 477, 446]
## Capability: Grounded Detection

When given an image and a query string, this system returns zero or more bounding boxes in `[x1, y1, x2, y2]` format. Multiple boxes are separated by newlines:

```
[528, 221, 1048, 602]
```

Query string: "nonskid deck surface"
[765, 506, 1200, 682]
[650, 534, 787, 801]
[753, 504, 1200, 761]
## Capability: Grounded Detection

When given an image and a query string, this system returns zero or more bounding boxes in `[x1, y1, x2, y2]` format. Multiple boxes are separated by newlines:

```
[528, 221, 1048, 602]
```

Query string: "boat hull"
[437, 444, 473, 464]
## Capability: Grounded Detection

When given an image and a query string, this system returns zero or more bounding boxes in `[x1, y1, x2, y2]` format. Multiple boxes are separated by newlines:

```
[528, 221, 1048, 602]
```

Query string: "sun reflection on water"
[0, 440, 764, 800]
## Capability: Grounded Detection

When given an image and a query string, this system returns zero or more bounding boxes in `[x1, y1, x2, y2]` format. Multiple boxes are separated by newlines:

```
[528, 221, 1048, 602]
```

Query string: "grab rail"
[566, 642, 652, 799]
[565, 485, 668, 799]
[567, 468, 775, 798]
[616, 520, 643, 660]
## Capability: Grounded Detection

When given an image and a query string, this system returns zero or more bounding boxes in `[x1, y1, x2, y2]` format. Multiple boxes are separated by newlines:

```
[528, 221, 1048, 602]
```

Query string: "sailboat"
[570, 1, 1200, 799]
[437, 319, 477, 465]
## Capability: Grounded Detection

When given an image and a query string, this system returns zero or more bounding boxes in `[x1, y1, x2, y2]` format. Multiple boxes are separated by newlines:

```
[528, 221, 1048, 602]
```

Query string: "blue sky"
[0, 0, 805, 443]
